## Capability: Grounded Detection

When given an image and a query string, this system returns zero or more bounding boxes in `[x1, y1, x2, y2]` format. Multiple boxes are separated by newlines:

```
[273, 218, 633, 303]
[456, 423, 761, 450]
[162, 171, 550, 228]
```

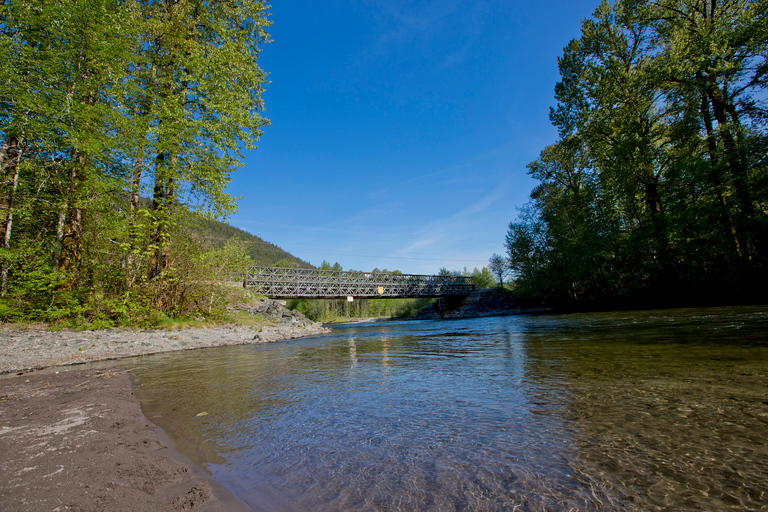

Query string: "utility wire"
[293, 251, 488, 264]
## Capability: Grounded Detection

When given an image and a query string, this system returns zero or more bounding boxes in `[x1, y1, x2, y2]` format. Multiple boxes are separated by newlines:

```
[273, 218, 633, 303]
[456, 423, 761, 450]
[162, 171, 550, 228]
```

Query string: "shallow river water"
[101, 307, 768, 511]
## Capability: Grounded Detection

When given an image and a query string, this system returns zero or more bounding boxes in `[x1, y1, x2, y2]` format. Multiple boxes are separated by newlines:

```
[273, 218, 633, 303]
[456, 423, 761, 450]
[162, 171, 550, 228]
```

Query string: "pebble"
[0, 299, 331, 374]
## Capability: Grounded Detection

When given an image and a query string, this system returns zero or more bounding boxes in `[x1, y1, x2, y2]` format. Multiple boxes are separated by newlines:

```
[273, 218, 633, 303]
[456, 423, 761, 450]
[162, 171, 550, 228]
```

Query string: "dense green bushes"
[0, 234, 254, 327]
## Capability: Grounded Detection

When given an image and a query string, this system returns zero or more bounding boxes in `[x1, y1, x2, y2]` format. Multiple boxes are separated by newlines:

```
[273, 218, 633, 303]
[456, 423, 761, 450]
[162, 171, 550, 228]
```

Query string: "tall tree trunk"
[161, 174, 174, 273]
[149, 153, 166, 280]
[0, 135, 23, 296]
[57, 150, 87, 280]
[149, 74, 186, 286]
[57, 84, 96, 282]
[707, 88, 755, 249]
[149, 152, 174, 280]
[125, 90, 155, 289]
[699, 91, 742, 258]
[54, 206, 67, 269]
[643, 180, 669, 256]
[642, 175, 672, 302]
[125, 143, 145, 288]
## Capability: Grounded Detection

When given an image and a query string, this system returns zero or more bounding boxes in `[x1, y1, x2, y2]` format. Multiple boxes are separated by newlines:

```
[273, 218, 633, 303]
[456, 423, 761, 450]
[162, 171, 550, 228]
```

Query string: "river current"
[99, 307, 768, 511]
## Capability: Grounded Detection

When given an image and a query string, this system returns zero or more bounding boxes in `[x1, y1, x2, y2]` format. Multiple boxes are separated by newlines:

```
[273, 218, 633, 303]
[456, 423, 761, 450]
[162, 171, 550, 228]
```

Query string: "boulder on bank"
[240, 297, 319, 329]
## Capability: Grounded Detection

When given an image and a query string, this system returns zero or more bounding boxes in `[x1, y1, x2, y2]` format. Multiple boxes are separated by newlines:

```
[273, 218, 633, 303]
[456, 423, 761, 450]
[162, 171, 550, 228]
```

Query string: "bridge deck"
[244, 267, 475, 299]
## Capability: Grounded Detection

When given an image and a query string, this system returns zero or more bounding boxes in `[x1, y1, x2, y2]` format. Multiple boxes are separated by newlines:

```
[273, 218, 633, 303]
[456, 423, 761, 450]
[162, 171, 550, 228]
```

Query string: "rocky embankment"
[240, 297, 321, 334]
[412, 293, 522, 320]
[0, 298, 329, 374]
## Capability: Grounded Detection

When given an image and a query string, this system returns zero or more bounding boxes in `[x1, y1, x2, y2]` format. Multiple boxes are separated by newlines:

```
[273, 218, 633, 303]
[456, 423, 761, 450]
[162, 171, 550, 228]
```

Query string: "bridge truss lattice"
[244, 267, 475, 299]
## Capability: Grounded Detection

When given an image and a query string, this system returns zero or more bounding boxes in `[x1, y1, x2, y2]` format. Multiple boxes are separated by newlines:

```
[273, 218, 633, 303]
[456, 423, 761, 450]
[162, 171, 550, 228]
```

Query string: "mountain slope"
[194, 217, 314, 269]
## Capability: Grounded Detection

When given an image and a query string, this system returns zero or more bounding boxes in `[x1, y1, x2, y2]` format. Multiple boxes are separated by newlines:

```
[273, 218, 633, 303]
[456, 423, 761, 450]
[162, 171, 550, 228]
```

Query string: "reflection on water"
[96, 307, 768, 511]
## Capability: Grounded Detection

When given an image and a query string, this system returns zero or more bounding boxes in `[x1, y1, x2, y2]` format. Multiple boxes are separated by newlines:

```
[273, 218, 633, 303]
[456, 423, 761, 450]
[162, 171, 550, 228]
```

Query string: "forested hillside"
[195, 218, 313, 269]
[0, 0, 272, 325]
[506, 0, 767, 308]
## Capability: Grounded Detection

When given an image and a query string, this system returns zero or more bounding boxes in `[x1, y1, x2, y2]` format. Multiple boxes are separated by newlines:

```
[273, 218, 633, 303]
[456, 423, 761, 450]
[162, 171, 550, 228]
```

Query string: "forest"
[196, 218, 313, 270]
[506, 0, 768, 308]
[0, 0, 272, 325]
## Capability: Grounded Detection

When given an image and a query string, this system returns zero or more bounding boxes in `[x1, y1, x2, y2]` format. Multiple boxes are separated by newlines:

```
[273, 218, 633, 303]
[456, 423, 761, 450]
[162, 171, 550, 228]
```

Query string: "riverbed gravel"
[0, 300, 330, 374]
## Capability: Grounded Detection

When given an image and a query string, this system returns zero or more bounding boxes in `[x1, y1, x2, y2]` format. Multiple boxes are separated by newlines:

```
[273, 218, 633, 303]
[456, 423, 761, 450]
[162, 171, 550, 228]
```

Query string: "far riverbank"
[0, 297, 330, 375]
[0, 322, 330, 375]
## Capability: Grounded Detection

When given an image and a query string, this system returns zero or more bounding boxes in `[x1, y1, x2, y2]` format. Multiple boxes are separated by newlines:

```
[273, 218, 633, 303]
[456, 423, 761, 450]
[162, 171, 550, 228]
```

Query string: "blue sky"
[227, 0, 600, 274]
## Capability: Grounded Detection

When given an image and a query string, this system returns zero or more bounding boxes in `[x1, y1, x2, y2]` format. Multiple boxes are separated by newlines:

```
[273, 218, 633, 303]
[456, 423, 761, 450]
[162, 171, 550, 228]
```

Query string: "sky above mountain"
[227, 0, 601, 274]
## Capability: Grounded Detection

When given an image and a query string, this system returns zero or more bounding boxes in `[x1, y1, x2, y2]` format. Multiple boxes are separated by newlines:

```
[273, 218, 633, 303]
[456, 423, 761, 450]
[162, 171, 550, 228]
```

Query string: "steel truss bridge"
[244, 267, 475, 299]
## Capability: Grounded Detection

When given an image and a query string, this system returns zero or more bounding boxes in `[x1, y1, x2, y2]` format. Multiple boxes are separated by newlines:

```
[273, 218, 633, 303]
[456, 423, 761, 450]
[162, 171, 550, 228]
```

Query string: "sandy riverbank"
[0, 301, 331, 511]
[0, 369, 255, 511]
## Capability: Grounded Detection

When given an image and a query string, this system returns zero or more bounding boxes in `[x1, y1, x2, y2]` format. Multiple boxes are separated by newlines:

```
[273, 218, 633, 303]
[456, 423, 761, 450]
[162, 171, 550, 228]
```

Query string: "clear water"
[100, 307, 768, 511]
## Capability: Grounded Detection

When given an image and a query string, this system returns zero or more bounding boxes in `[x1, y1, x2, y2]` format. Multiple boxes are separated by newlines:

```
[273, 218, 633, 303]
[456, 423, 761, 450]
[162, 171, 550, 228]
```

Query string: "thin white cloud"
[399, 232, 449, 253]
[368, 138, 522, 198]
[371, 0, 467, 38]
[396, 179, 511, 255]
[454, 182, 510, 217]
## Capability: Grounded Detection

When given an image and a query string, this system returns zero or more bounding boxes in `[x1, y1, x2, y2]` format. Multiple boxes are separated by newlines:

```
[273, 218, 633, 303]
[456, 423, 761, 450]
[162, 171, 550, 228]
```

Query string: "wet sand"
[0, 316, 330, 511]
[0, 369, 252, 511]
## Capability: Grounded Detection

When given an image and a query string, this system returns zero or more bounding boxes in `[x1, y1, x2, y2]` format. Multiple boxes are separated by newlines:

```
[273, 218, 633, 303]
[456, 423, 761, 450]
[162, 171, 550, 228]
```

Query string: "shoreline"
[0, 368, 254, 511]
[0, 321, 330, 376]
[0, 322, 331, 510]
[0, 315, 330, 511]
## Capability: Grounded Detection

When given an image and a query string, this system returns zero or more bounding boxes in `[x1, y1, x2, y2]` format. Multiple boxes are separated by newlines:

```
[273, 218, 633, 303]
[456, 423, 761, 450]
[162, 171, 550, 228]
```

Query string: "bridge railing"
[243, 267, 475, 299]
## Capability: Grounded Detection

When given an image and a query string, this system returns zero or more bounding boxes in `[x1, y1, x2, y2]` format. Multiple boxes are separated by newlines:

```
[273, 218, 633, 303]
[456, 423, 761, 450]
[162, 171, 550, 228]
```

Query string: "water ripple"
[92, 306, 768, 511]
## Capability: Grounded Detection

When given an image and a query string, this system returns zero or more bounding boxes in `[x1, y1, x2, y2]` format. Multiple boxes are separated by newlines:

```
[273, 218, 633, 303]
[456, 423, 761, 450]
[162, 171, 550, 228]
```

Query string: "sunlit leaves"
[506, 0, 768, 305]
[0, 0, 272, 320]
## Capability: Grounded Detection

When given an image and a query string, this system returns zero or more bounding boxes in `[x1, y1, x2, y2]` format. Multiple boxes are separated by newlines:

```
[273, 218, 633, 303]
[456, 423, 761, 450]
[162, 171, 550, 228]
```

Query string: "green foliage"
[193, 217, 312, 268]
[439, 266, 495, 287]
[508, 0, 768, 307]
[0, 0, 273, 325]
[319, 260, 343, 271]
[469, 267, 496, 288]
[287, 296, 435, 323]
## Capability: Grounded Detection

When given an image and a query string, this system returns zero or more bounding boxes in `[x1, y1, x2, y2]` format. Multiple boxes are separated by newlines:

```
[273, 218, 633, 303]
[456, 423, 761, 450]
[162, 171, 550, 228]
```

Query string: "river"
[96, 306, 768, 511]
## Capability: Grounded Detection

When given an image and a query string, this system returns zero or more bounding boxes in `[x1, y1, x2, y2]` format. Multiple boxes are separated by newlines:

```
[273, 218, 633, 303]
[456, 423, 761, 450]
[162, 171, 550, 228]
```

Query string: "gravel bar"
[1, 320, 330, 375]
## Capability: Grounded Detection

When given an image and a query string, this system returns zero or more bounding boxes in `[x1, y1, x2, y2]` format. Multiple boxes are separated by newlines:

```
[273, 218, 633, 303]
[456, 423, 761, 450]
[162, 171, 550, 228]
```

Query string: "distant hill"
[131, 195, 312, 269]
[193, 217, 314, 269]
